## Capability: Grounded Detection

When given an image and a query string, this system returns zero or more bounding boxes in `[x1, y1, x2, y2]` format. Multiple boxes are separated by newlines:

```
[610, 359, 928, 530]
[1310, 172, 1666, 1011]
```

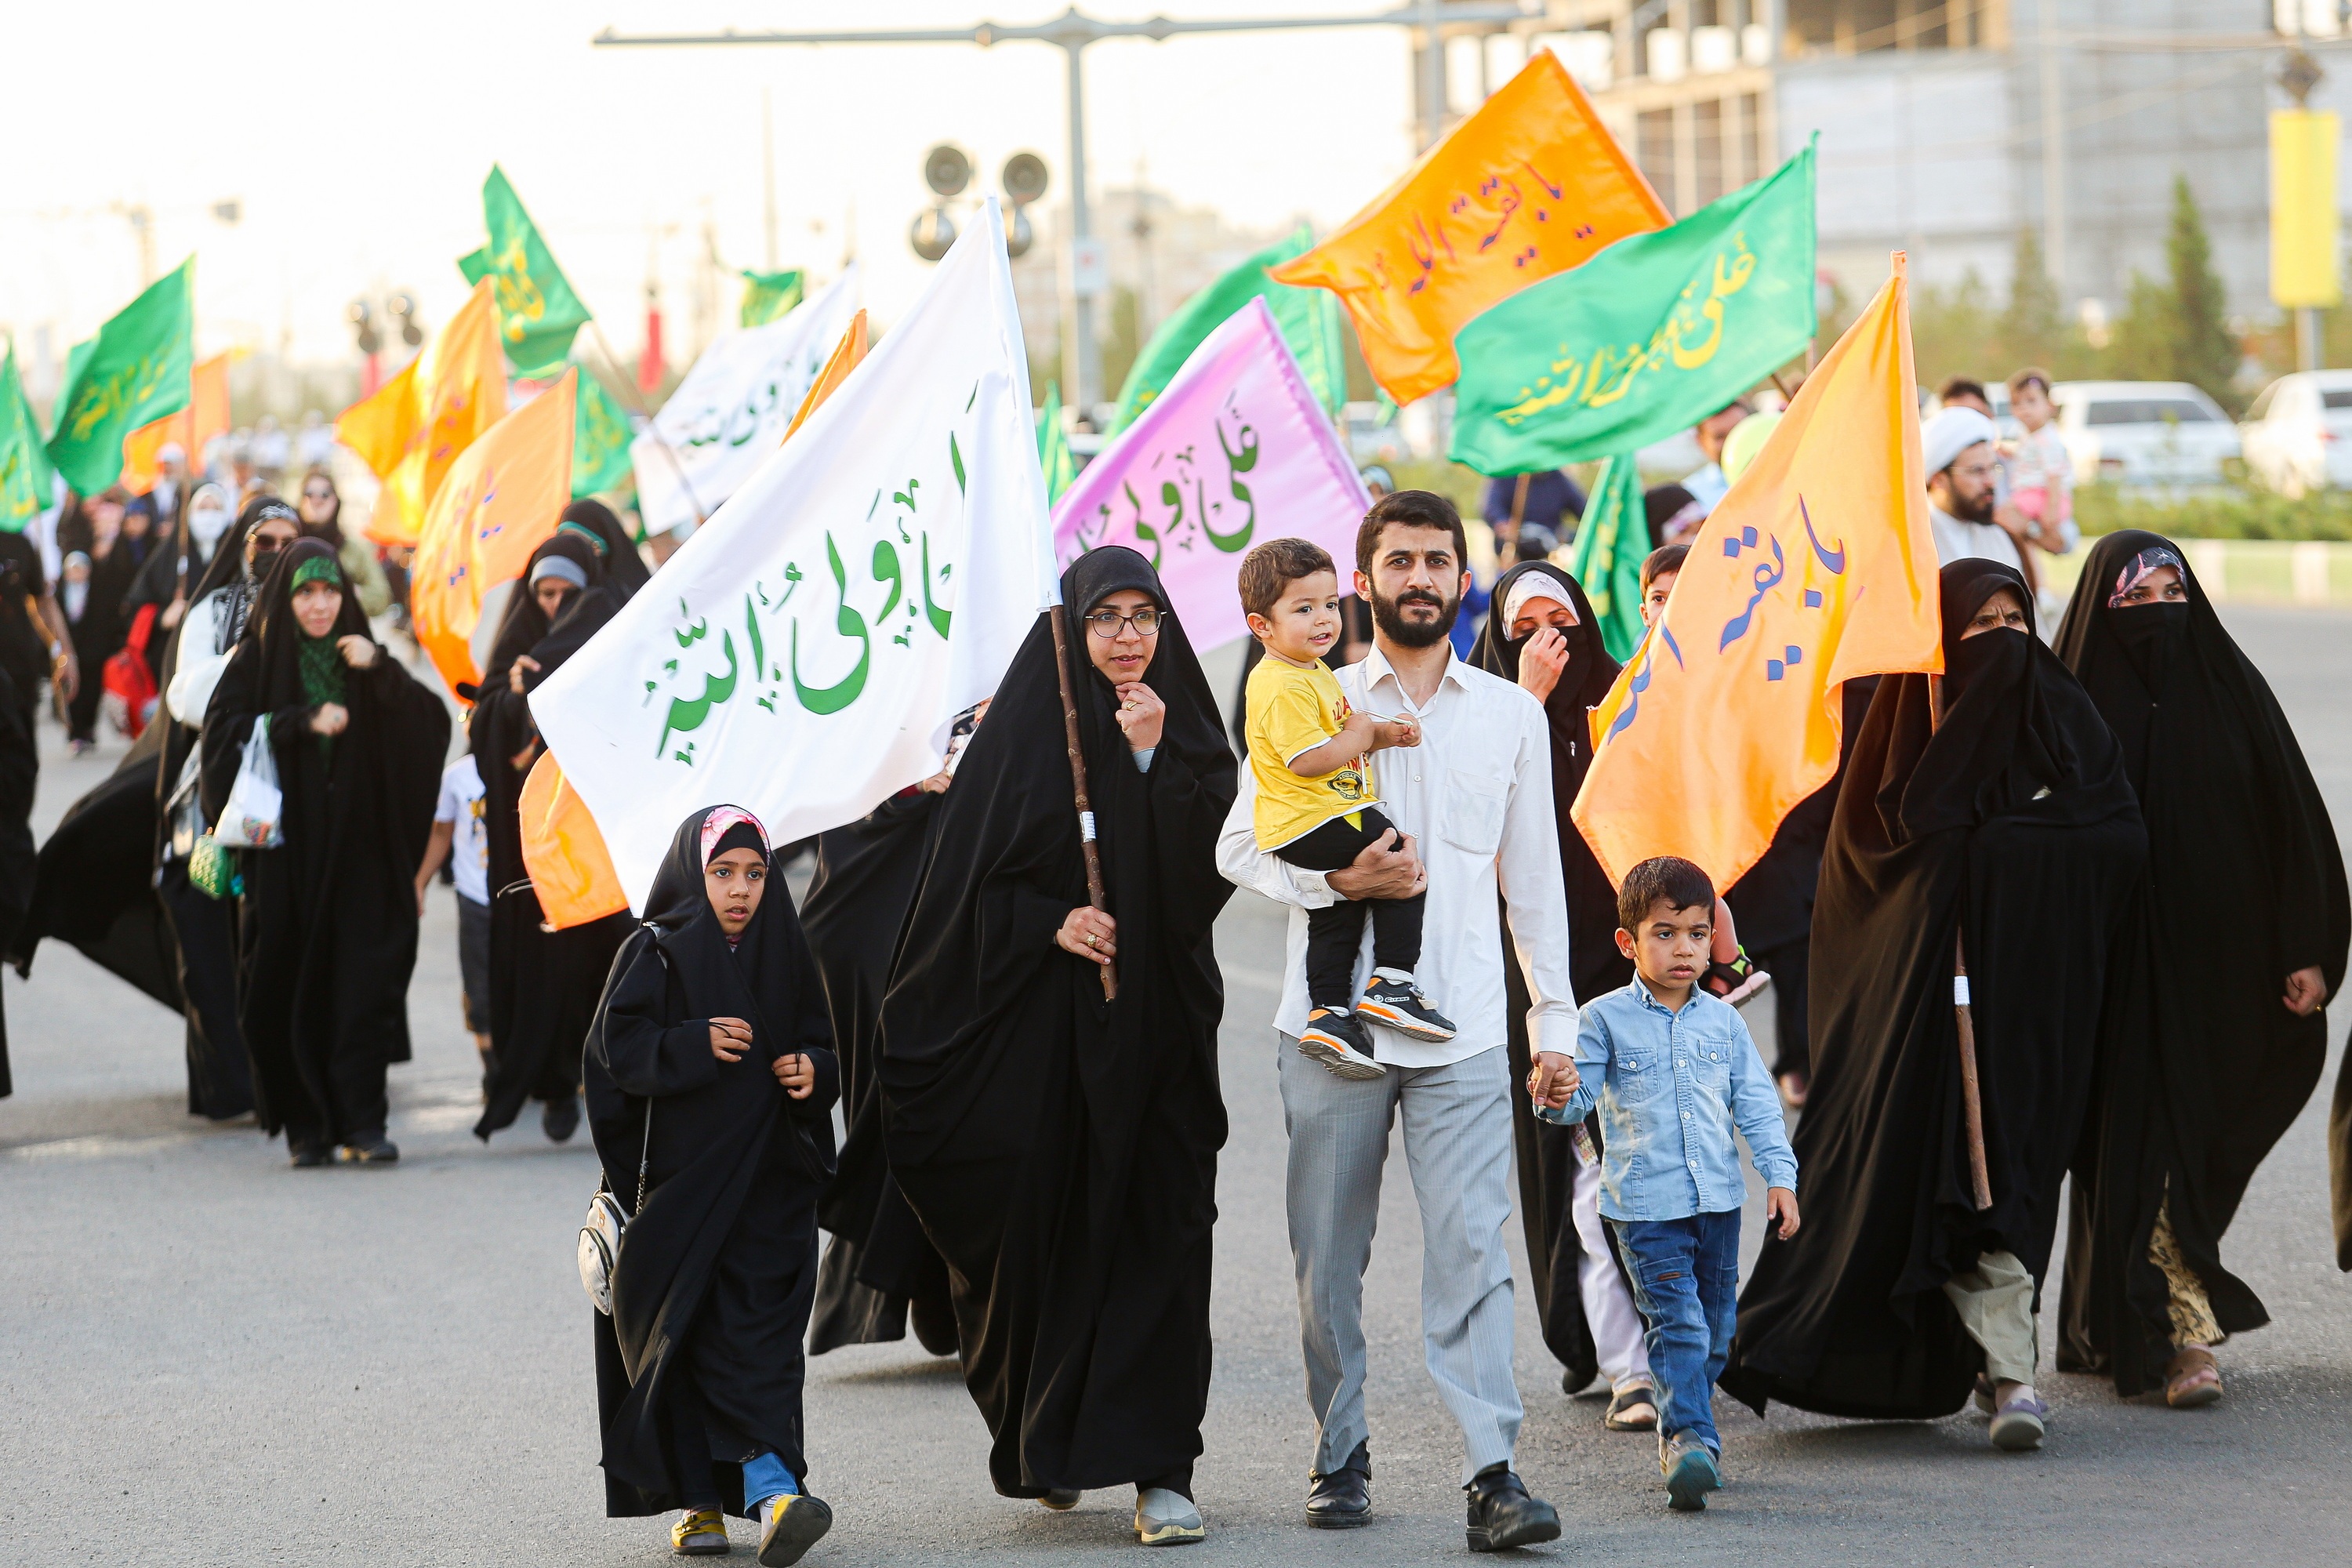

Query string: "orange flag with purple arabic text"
[410, 368, 575, 699]
[1571, 254, 1941, 892]
[517, 321, 870, 927]
[1269, 49, 1668, 406]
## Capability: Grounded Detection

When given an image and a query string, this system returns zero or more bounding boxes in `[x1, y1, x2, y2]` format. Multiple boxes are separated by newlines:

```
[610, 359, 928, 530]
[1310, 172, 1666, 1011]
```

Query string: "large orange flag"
[518, 314, 875, 927]
[1269, 49, 1668, 406]
[411, 368, 575, 697]
[122, 351, 230, 495]
[1571, 255, 1940, 891]
[336, 279, 506, 546]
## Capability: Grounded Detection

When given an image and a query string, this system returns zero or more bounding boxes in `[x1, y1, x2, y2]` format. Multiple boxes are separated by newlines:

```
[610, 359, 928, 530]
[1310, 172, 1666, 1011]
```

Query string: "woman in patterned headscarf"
[2054, 531, 2348, 1409]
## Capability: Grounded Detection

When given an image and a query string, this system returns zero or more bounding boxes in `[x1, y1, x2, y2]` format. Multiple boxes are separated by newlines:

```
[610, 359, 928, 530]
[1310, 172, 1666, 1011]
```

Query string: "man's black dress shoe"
[1465, 1463, 1559, 1552]
[1305, 1439, 1371, 1528]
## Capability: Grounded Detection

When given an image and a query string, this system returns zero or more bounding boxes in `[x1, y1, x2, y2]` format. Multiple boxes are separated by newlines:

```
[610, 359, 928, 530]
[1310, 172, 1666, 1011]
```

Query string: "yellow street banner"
[1572, 255, 1943, 891]
[336, 279, 506, 546]
[411, 368, 576, 698]
[1270, 49, 1668, 405]
[2272, 109, 2341, 309]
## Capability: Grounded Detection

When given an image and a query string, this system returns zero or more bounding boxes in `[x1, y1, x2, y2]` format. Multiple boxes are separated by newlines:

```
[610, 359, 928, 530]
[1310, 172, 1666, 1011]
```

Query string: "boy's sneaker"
[756, 1494, 833, 1566]
[1353, 977, 1457, 1042]
[1661, 1432, 1722, 1512]
[1299, 1009, 1385, 1080]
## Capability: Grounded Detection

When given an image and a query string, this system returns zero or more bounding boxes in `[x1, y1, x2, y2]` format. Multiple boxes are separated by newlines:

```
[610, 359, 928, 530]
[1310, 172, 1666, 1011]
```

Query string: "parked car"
[2239, 369, 2352, 496]
[2049, 380, 2241, 487]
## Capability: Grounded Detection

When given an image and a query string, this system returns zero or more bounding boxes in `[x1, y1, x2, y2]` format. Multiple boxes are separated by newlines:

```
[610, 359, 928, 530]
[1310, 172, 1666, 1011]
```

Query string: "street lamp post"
[591, 4, 1534, 415]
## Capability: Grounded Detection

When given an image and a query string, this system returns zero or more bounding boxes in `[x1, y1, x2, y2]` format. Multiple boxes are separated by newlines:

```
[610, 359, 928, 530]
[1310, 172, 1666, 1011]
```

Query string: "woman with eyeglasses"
[294, 468, 393, 619]
[878, 547, 1236, 1546]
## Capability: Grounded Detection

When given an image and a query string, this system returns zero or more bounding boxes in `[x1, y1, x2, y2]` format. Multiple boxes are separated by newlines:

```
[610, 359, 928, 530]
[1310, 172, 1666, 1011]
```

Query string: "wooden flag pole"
[1049, 606, 1117, 1001]
[1928, 672, 1995, 1211]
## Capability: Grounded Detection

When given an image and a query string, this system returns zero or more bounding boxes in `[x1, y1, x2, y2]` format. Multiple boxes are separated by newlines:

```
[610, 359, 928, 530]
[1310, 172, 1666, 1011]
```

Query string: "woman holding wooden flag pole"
[878, 546, 1236, 1546]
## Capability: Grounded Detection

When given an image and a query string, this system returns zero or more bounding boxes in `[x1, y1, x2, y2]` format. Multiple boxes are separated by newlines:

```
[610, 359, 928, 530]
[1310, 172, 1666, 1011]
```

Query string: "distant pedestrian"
[2055, 533, 2348, 1410]
[199, 539, 449, 1166]
[416, 752, 492, 1080]
[1922, 408, 2027, 575]
[586, 805, 840, 1566]
[1679, 401, 1751, 517]
[1482, 468, 1585, 564]
[1533, 855, 1798, 1511]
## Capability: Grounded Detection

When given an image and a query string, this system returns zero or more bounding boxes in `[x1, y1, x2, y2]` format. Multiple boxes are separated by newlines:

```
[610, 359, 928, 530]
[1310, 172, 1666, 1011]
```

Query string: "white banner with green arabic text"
[535, 207, 1052, 907]
[630, 263, 860, 536]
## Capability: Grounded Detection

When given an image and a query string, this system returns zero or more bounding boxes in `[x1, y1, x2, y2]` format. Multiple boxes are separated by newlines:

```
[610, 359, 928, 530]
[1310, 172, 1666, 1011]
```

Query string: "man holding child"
[1218, 491, 1577, 1551]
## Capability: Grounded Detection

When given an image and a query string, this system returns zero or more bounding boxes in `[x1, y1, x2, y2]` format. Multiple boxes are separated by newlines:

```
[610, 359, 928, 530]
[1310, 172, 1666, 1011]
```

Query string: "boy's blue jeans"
[1607, 1209, 1740, 1455]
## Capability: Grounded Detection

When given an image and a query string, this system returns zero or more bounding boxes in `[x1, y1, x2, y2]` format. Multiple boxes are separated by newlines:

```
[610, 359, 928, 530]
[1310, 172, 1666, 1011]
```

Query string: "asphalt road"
[5, 606, 2349, 1567]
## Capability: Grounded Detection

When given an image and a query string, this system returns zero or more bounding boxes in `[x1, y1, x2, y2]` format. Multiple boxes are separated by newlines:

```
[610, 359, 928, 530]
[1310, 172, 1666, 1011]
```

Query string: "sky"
[0, 2, 1437, 380]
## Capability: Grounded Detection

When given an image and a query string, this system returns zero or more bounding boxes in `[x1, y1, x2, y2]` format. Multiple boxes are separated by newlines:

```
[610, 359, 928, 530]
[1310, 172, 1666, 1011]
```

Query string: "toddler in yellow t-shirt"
[1240, 538, 1456, 1079]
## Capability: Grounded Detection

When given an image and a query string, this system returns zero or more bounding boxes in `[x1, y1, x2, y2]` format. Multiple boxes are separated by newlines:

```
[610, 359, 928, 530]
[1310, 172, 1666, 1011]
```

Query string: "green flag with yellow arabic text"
[1450, 144, 1816, 474]
[739, 268, 806, 328]
[1109, 227, 1347, 435]
[2, 344, 58, 532]
[1036, 381, 1076, 504]
[572, 370, 636, 498]
[1563, 453, 1649, 661]
[459, 166, 592, 379]
[45, 258, 194, 496]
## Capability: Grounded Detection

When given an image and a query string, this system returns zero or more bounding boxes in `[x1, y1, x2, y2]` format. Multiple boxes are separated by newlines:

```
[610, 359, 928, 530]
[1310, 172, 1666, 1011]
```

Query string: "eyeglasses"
[1085, 607, 1161, 638]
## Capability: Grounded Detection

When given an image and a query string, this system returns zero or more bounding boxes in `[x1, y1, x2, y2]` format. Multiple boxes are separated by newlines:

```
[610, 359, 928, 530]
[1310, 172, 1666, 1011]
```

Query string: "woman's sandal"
[2165, 1346, 2223, 1410]
[1603, 1381, 1659, 1432]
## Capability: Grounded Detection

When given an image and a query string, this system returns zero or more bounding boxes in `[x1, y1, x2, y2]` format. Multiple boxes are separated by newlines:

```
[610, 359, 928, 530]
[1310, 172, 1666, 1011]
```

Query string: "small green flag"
[44, 258, 195, 497]
[459, 166, 592, 379]
[1451, 145, 1817, 474]
[1037, 382, 1076, 505]
[2, 343, 58, 533]
[1108, 227, 1348, 435]
[573, 370, 636, 498]
[1565, 454, 1650, 662]
[739, 269, 806, 328]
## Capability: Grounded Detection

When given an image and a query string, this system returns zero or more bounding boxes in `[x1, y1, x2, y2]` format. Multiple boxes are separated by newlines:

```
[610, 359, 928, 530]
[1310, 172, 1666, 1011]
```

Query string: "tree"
[1996, 228, 2069, 372]
[2111, 175, 2241, 412]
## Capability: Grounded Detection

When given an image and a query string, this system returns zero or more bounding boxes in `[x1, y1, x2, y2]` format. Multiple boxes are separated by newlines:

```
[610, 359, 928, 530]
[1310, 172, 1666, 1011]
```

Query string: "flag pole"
[1928, 673, 1995, 1212]
[1048, 605, 1117, 1001]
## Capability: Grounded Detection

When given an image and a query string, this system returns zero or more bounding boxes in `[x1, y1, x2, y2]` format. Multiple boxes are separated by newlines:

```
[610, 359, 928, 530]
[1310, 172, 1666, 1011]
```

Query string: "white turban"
[1922, 406, 1998, 478]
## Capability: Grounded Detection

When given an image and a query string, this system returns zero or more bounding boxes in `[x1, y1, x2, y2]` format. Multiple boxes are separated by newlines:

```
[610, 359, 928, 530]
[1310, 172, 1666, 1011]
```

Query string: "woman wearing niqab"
[2053, 531, 2350, 1406]
[878, 547, 1235, 1537]
[1722, 561, 2146, 1432]
[585, 806, 838, 1542]
[198, 538, 449, 1163]
[1468, 561, 1651, 1407]
[470, 532, 632, 1141]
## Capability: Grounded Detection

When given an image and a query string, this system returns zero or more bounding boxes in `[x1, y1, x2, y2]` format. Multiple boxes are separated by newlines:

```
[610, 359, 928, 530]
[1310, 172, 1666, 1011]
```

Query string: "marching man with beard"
[1218, 490, 1578, 1551]
[1922, 407, 2030, 575]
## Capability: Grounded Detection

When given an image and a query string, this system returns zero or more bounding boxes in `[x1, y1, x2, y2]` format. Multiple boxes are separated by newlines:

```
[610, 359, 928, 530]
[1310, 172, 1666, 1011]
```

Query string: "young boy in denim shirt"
[1531, 855, 1798, 1512]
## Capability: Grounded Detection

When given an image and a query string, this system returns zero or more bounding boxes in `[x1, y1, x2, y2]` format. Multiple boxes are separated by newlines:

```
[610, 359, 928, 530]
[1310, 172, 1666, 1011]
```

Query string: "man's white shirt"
[1930, 503, 2024, 572]
[1217, 644, 1581, 1069]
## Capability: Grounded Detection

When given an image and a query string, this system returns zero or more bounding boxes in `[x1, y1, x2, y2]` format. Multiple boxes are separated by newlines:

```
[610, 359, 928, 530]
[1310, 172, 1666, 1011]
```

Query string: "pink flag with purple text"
[1052, 296, 1370, 651]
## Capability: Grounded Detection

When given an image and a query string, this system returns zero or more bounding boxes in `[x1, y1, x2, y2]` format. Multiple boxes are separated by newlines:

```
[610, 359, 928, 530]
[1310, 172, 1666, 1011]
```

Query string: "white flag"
[630, 264, 861, 537]
[534, 201, 1055, 908]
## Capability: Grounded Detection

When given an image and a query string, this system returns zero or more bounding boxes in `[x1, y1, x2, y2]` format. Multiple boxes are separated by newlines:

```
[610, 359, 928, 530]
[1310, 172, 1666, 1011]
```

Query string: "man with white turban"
[1922, 406, 2025, 573]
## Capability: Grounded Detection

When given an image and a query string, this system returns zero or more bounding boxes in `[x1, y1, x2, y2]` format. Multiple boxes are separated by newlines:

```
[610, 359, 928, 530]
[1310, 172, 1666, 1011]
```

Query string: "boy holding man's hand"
[1530, 856, 1798, 1514]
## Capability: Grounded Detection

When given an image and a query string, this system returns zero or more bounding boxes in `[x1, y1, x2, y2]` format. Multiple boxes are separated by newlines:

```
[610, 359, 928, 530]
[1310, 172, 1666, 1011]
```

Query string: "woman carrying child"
[1721, 560, 2146, 1452]
[586, 805, 840, 1566]
[2053, 532, 2347, 1409]
[880, 546, 1236, 1547]
[198, 537, 449, 1165]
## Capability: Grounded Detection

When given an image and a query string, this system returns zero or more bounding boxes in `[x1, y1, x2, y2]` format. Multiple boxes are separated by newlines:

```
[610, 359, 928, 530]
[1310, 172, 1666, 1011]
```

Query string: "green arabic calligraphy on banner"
[44, 260, 195, 497]
[1450, 144, 1817, 474]
[572, 371, 634, 498]
[1, 345, 58, 532]
[645, 389, 975, 764]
